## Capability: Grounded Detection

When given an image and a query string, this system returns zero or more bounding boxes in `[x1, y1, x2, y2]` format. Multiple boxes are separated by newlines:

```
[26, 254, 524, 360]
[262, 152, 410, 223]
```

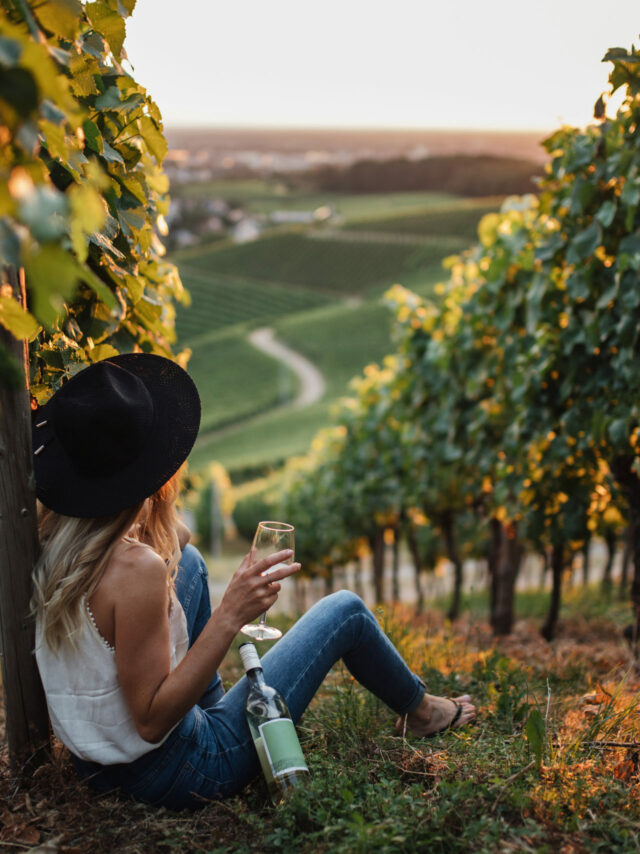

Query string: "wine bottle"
[239, 642, 309, 804]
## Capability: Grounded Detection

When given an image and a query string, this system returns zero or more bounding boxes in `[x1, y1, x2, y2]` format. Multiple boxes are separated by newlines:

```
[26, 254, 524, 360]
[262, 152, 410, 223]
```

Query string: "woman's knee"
[323, 589, 368, 620]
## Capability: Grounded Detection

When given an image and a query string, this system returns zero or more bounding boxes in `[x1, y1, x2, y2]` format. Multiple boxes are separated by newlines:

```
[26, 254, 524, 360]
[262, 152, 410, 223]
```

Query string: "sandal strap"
[448, 699, 463, 729]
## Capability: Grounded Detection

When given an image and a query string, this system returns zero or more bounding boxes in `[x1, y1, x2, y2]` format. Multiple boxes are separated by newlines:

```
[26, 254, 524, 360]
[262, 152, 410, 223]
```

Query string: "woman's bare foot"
[395, 693, 476, 737]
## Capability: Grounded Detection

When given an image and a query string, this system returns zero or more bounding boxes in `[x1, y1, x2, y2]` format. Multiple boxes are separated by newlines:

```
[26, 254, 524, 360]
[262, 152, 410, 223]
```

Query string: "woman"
[32, 354, 475, 809]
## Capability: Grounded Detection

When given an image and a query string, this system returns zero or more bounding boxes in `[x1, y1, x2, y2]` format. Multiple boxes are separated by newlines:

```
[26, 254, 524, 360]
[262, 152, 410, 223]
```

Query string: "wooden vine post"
[0, 266, 50, 769]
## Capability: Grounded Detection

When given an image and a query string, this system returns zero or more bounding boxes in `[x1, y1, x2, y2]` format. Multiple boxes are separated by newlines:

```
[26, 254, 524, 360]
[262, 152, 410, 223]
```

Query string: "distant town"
[163, 127, 547, 250]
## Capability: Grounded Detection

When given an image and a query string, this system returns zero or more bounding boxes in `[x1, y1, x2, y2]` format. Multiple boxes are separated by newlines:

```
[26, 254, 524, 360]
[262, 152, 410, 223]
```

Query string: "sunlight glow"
[126, 0, 640, 130]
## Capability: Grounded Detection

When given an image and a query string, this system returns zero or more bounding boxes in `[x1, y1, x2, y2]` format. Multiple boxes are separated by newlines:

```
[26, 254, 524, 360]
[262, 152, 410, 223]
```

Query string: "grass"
[186, 328, 299, 433]
[274, 301, 396, 397]
[176, 232, 425, 295]
[176, 179, 457, 220]
[190, 399, 330, 473]
[190, 300, 400, 472]
[3, 588, 639, 852]
[175, 265, 330, 344]
[173, 190, 499, 475]
[344, 198, 500, 238]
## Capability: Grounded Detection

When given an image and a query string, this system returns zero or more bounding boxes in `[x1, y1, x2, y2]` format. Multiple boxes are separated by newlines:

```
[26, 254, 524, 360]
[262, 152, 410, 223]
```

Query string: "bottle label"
[258, 719, 308, 778]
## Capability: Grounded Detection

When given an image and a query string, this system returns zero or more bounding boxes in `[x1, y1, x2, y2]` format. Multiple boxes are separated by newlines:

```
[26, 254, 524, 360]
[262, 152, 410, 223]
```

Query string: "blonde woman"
[32, 354, 475, 809]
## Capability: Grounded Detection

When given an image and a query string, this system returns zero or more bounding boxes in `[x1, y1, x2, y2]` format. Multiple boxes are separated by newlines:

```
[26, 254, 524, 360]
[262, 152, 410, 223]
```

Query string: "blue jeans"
[72, 544, 425, 809]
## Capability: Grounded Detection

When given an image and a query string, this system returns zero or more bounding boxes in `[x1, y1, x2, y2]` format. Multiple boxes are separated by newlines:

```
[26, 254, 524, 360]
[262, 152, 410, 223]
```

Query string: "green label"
[258, 719, 308, 777]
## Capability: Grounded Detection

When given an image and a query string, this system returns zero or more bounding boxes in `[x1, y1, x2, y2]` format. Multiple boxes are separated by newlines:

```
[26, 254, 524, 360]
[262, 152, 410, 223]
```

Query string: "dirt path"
[195, 326, 326, 445]
[248, 326, 325, 408]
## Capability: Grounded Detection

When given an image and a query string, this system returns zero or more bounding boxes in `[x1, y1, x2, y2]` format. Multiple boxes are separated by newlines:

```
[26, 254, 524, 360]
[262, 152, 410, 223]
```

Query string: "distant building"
[200, 216, 225, 234]
[270, 210, 316, 225]
[232, 217, 262, 243]
[173, 229, 199, 248]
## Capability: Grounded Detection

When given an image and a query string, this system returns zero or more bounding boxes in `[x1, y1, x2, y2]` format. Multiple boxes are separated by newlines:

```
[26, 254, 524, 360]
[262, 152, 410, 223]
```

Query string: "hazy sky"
[125, 1, 639, 130]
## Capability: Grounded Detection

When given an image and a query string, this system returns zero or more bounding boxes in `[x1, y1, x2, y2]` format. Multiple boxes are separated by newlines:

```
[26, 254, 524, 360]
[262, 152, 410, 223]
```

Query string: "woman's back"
[35, 540, 189, 764]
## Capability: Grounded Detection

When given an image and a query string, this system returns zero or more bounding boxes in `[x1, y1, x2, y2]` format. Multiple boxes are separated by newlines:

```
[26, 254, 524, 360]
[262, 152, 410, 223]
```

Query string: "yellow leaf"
[0, 295, 40, 339]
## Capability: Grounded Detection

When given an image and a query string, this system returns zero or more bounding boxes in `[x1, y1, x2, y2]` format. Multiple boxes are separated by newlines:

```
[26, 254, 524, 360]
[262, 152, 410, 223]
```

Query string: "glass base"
[240, 622, 282, 641]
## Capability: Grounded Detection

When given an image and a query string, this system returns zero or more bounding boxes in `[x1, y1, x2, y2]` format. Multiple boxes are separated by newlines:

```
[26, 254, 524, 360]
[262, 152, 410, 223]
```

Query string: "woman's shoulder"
[104, 539, 168, 595]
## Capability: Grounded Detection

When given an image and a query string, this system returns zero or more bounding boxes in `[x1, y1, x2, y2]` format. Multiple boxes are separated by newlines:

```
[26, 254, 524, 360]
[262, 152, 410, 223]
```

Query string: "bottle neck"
[246, 667, 266, 687]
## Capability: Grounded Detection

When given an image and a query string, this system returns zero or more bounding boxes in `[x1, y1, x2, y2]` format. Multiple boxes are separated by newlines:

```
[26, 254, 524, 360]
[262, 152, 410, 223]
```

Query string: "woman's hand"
[113, 545, 299, 743]
[215, 549, 301, 633]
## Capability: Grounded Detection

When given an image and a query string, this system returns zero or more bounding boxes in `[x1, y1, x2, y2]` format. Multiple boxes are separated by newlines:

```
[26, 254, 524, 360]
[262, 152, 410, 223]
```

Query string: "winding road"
[248, 327, 325, 408]
[196, 326, 326, 444]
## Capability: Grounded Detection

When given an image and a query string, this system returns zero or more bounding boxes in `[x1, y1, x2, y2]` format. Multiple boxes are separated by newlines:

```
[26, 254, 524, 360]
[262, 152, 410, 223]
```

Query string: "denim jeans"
[72, 544, 425, 809]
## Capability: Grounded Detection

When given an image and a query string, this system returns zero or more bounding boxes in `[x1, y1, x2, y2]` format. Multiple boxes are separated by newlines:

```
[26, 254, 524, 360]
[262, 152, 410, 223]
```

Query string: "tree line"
[305, 154, 539, 197]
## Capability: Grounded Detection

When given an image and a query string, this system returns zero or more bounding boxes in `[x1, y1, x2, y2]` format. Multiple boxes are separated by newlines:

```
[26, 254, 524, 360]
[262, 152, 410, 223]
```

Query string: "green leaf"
[525, 708, 545, 769]
[32, 0, 83, 39]
[93, 85, 122, 110]
[101, 140, 125, 165]
[0, 36, 22, 66]
[138, 115, 167, 163]
[0, 67, 39, 117]
[566, 271, 590, 301]
[71, 70, 100, 97]
[566, 221, 601, 264]
[124, 273, 143, 304]
[608, 417, 629, 446]
[85, 3, 126, 58]
[16, 120, 39, 155]
[40, 119, 68, 161]
[595, 199, 617, 227]
[19, 185, 69, 242]
[24, 244, 81, 324]
[118, 173, 147, 205]
[82, 118, 103, 153]
[88, 342, 119, 362]
[118, 0, 136, 14]
[621, 178, 640, 208]
[0, 219, 21, 268]
[41, 98, 67, 125]
[79, 264, 118, 311]
[134, 296, 162, 331]
[0, 295, 40, 339]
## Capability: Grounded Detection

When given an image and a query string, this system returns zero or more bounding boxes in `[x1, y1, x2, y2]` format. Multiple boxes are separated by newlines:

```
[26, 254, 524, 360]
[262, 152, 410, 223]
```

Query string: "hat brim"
[33, 354, 201, 518]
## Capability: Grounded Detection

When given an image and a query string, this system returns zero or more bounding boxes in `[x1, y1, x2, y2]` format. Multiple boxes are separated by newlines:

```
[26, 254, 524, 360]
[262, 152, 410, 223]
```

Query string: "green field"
[274, 301, 396, 396]
[176, 180, 457, 219]
[186, 328, 298, 434]
[190, 301, 401, 471]
[176, 232, 427, 296]
[345, 199, 500, 237]
[175, 265, 330, 343]
[176, 187, 498, 474]
[190, 399, 329, 472]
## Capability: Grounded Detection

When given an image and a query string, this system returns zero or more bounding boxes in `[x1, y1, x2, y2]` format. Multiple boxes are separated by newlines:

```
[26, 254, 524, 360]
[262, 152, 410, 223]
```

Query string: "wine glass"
[240, 521, 294, 641]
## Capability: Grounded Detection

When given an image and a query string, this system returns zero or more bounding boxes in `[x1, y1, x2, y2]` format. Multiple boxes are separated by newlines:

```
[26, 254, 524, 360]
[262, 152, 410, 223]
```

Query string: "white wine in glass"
[240, 521, 294, 641]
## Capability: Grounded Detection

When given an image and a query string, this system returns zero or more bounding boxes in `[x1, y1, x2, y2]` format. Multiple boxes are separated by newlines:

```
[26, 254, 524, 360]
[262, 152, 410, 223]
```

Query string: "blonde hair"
[33, 470, 184, 652]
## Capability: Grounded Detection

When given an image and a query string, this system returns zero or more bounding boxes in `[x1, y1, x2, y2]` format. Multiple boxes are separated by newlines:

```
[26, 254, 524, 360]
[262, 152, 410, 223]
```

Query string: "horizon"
[163, 123, 553, 134]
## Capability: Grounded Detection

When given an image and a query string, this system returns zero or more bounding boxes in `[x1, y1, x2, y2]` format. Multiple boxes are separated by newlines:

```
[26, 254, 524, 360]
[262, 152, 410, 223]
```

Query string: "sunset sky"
[126, 1, 639, 131]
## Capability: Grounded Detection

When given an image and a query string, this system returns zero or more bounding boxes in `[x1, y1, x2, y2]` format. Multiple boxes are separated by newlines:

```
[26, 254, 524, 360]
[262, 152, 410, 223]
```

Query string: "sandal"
[436, 698, 463, 734]
[396, 695, 469, 738]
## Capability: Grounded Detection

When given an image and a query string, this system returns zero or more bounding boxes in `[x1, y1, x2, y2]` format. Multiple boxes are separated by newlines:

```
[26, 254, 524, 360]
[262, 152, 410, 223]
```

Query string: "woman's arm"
[114, 546, 300, 743]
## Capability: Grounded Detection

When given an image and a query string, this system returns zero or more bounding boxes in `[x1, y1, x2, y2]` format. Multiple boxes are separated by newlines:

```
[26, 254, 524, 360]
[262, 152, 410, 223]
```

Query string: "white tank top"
[35, 592, 189, 764]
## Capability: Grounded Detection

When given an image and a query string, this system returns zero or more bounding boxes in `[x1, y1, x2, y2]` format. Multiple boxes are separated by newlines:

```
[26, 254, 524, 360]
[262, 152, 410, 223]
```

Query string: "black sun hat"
[32, 354, 201, 518]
